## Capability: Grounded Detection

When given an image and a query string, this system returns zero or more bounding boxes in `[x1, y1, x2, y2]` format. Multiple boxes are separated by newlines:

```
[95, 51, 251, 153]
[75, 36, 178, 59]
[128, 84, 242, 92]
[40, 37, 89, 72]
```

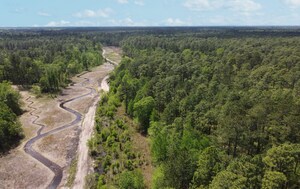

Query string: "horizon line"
[1, 25, 300, 29]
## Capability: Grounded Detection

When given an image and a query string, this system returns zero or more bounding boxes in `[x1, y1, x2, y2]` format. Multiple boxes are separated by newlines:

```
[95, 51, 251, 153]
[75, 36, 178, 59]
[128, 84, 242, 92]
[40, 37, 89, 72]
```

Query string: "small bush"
[118, 170, 145, 189]
[31, 85, 42, 97]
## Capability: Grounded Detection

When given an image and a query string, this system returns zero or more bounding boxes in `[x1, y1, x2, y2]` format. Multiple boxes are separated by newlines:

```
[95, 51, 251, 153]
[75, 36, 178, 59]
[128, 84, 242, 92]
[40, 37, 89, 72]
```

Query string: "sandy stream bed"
[0, 47, 120, 189]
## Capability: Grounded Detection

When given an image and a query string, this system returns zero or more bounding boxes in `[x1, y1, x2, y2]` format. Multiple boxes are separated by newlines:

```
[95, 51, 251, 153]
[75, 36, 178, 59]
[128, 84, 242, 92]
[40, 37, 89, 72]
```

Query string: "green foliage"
[152, 166, 165, 189]
[263, 143, 300, 173]
[30, 85, 42, 98]
[40, 64, 63, 92]
[90, 93, 145, 188]
[0, 81, 22, 115]
[262, 171, 287, 189]
[0, 101, 23, 152]
[0, 31, 103, 93]
[117, 170, 145, 189]
[109, 33, 300, 188]
[149, 122, 169, 162]
[133, 96, 155, 133]
[0, 82, 23, 152]
[209, 170, 247, 189]
[85, 173, 98, 189]
[192, 147, 226, 187]
[149, 121, 210, 189]
[42, 28, 299, 188]
[66, 158, 78, 187]
[263, 143, 300, 187]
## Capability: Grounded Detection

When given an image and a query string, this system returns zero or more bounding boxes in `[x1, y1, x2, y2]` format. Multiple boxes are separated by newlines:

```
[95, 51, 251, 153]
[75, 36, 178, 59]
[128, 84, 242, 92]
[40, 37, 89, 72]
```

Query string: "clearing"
[0, 47, 117, 189]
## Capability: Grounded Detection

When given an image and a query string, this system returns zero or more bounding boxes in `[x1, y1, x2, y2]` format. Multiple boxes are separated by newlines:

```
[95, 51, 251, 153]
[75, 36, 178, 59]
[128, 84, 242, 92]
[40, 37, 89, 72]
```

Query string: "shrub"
[31, 84, 42, 97]
[118, 170, 145, 189]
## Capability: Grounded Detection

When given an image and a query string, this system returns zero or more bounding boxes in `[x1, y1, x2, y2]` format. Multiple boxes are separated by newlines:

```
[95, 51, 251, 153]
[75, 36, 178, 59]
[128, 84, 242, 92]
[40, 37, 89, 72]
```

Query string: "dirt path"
[73, 46, 121, 189]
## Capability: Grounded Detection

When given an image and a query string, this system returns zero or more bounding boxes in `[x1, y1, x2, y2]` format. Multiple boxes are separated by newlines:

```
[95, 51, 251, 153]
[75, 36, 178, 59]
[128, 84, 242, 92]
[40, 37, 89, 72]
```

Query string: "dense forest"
[0, 30, 104, 153]
[0, 31, 103, 92]
[1, 27, 300, 188]
[90, 29, 300, 189]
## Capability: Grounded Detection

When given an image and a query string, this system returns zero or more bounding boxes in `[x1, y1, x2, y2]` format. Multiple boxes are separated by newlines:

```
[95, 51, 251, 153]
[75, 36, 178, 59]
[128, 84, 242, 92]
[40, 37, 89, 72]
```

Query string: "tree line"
[0, 30, 103, 93]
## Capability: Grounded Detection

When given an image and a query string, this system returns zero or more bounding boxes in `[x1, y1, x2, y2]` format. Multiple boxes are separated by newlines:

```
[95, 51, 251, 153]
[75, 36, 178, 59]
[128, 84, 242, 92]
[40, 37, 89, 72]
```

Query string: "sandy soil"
[73, 47, 121, 189]
[0, 91, 53, 189]
[72, 93, 99, 189]
[102, 46, 123, 65]
[0, 150, 53, 189]
[38, 98, 75, 134]
[0, 53, 116, 189]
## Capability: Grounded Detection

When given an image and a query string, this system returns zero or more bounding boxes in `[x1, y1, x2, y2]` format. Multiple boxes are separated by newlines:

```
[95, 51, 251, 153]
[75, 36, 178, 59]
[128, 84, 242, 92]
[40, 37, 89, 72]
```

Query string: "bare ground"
[0, 150, 53, 189]
[0, 61, 115, 189]
[102, 46, 123, 65]
[72, 93, 99, 189]
[0, 91, 53, 189]
[72, 47, 121, 189]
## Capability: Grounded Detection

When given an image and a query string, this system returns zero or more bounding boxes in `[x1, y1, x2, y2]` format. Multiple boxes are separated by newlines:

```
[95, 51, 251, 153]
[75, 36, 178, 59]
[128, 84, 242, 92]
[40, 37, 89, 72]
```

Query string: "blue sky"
[1, 0, 300, 27]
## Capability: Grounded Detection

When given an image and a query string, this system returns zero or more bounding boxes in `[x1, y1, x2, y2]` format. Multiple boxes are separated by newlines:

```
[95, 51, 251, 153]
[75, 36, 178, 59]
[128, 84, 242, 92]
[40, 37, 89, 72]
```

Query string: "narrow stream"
[24, 76, 95, 189]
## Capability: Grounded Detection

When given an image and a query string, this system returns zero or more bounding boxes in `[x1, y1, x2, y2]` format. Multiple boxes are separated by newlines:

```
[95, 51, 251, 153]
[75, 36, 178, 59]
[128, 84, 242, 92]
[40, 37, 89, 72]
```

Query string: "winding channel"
[24, 74, 96, 189]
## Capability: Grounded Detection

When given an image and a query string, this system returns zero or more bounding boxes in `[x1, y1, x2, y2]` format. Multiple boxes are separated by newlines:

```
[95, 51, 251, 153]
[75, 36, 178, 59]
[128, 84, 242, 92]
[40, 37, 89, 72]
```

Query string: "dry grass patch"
[66, 157, 78, 187]
[35, 127, 79, 168]
[103, 46, 122, 63]
[116, 106, 153, 188]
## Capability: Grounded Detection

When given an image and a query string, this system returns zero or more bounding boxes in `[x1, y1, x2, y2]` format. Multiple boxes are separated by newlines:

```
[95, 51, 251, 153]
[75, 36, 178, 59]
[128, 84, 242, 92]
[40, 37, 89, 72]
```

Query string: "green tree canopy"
[133, 96, 155, 133]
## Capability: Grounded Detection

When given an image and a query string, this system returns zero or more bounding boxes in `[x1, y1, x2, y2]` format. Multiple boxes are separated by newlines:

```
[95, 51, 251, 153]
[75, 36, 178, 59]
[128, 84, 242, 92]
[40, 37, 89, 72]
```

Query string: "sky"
[0, 0, 300, 27]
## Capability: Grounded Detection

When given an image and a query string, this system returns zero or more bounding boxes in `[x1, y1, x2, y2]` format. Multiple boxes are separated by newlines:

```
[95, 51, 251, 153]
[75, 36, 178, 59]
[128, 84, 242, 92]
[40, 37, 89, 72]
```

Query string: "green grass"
[66, 157, 78, 187]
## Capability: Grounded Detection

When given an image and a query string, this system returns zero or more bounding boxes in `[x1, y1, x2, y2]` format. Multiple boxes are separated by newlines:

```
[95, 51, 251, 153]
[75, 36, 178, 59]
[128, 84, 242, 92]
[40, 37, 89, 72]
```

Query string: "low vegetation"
[67, 157, 78, 187]
[88, 92, 146, 188]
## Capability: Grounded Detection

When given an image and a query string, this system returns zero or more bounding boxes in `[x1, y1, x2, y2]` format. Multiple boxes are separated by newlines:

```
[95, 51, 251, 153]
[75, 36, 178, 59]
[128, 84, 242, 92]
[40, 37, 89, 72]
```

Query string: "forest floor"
[0, 47, 117, 189]
[116, 107, 154, 188]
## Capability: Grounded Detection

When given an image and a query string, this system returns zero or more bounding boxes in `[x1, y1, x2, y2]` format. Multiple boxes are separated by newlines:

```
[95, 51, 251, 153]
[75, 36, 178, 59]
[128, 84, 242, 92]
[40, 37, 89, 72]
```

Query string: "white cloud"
[164, 18, 185, 26]
[73, 20, 97, 26]
[109, 18, 145, 26]
[134, 0, 145, 6]
[46, 20, 101, 27]
[183, 0, 224, 11]
[122, 18, 135, 25]
[74, 8, 113, 18]
[183, 0, 261, 13]
[228, 0, 261, 13]
[46, 20, 70, 27]
[117, 0, 128, 4]
[283, 0, 300, 8]
[38, 11, 51, 17]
